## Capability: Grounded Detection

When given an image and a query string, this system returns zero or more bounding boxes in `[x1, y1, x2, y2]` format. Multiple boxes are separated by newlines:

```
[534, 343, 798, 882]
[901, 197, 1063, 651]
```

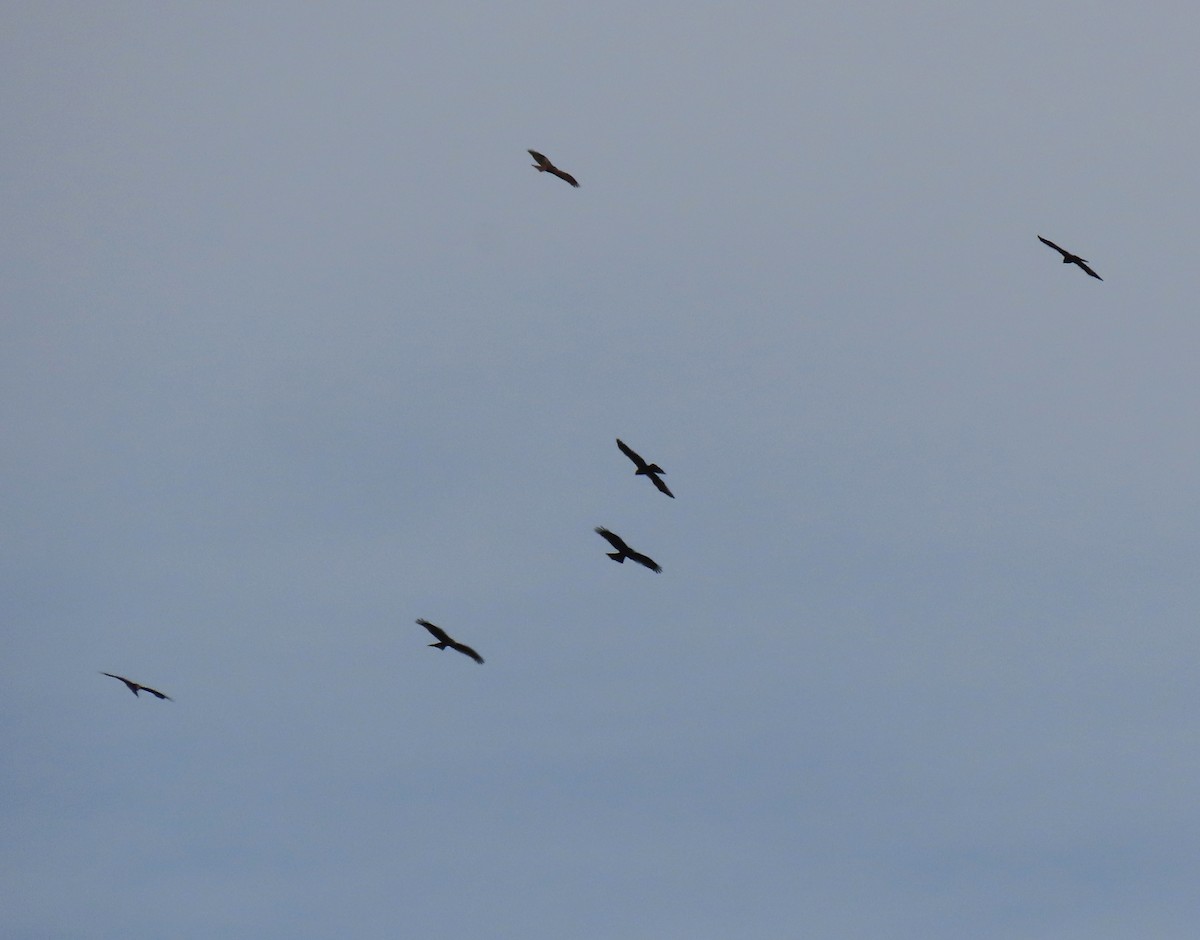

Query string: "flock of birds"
[102, 148, 1103, 695]
[419, 433, 673, 662]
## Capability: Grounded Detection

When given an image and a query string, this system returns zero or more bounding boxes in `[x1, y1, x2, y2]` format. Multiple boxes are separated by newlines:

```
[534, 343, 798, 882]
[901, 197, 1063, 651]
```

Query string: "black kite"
[101, 672, 173, 700]
[1038, 235, 1103, 280]
[595, 527, 662, 573]
[416, 619, 485, 664]
[528, 150, 579, 188]
[616, 438, 674, 498]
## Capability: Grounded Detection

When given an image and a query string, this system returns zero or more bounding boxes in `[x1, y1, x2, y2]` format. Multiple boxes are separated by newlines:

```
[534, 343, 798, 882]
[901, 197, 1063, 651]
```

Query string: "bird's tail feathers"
[607, 552, 626, 563]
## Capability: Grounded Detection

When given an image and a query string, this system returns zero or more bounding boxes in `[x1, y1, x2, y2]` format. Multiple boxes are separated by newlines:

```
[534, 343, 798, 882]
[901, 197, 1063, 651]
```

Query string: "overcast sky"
[3, 3, 1199, 938]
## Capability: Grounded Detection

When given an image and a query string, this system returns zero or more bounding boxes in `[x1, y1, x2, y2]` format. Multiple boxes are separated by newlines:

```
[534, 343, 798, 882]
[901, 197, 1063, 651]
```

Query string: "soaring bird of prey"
[595, 527, 662, 573]
[416, 619, 485, 664]
[528, 150, 579, 188]
[101, 672, 173, 700]
[1038, 235, 1103, 280]
[616, 438, 674, 498]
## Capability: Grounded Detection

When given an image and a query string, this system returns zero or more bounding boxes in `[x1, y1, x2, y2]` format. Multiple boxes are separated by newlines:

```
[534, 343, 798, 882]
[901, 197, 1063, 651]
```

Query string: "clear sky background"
[3, 3, 1199, 938]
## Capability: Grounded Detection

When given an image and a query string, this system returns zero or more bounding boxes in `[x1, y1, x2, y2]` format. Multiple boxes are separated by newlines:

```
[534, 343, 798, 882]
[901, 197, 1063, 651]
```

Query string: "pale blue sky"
[3, 3, 1199, 937]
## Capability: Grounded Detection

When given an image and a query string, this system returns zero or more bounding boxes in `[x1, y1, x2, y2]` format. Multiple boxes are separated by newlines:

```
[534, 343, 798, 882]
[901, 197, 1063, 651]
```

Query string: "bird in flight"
[528, 150, 579, 188]
[595, 527, 662, 573]
[101, 672, 173, 700]
[416, 619, 485, 664]
[1038, 235, 1103, 280]
[616, 438, 674, 498]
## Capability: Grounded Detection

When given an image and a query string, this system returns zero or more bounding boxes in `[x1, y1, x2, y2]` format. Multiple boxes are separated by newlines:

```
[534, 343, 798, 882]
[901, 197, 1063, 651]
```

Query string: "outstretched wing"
[140, 685, 173, 700]
[451, 642, 485, 664]
[548, 166, 580, 188]
[1038, 235, 1069, 258]
[626, 549, 663, 573]
[416, 618, 452, 644]
[595, 527, 628, 552]
[1074, 259, 1103, 280]
[616, 438, 648, 471]
[101, 672, 136, 693]
[528, 149, 551, 168]
[648, 472, 675, 499]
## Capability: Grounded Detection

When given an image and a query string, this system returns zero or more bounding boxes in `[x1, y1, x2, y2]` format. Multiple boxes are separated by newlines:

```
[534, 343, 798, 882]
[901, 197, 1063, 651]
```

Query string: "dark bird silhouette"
[528, 150, 580, 188]
[616, 438, 674, 498]
[1038, 235, 1103, 280]
[101, 672, 172, 700]
[416, 619, 485, 664]
[595, 527, 662, 573]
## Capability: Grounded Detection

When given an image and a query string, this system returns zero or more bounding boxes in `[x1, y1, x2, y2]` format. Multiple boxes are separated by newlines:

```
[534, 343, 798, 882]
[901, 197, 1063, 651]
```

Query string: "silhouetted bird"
[595, 527, 662, 573]
[101, 672, 172, 700]
[528, 150, 579, 187]
[616, 438, 674, 498]
[416, 619, 485, 663]
[1038, 235, 1103, 280]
